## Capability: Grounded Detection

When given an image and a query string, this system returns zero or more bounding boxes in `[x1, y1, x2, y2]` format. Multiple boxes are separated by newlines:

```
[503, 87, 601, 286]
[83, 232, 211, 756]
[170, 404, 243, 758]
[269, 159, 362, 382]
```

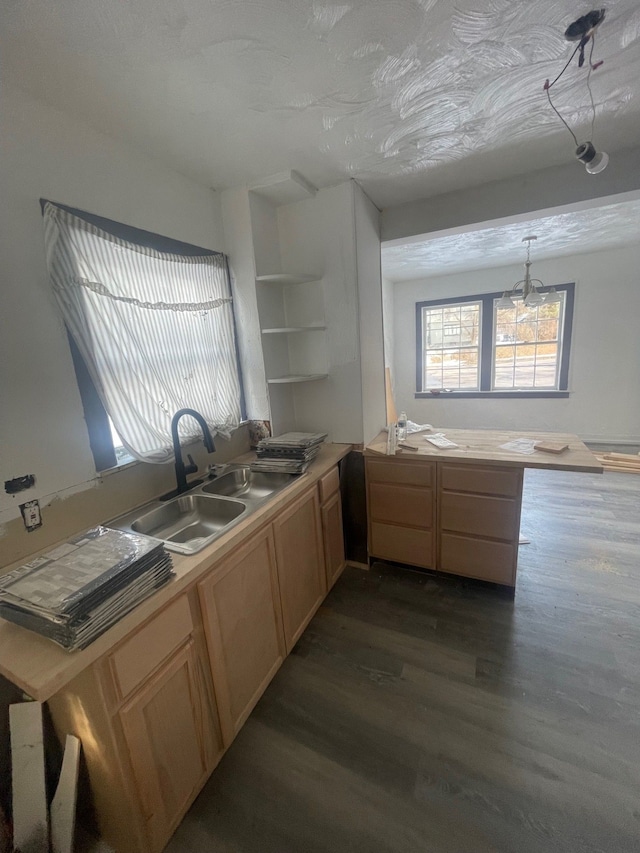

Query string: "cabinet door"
[119, 641, 215, 853]
[197, 527, 285, 746]
[273, 488, 326, 652]
[321, 490, 346, 590]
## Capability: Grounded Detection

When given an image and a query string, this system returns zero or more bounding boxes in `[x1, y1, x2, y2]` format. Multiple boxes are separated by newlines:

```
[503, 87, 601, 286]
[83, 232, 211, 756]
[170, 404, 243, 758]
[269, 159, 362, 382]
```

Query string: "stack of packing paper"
[0, 527, 173, 650]
[252, 432, 327, 474]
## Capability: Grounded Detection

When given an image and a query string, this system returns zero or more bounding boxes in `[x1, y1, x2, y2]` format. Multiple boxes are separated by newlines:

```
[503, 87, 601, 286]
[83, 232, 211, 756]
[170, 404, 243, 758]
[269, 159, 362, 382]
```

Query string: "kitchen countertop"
[0, 442, 351, 702]
[365, 428, 603, 474]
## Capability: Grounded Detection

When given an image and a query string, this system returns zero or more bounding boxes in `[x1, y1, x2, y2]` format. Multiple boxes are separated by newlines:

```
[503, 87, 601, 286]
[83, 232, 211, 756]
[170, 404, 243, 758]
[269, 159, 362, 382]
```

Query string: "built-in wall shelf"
[256, 273, 321, 285]
[267, 374, 328, 385]
[261, 326, 327, 335]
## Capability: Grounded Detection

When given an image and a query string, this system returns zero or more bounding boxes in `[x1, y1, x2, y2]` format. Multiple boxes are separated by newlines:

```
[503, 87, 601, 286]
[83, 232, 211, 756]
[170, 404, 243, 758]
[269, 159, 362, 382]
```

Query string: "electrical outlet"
[20, 499, 42, 532]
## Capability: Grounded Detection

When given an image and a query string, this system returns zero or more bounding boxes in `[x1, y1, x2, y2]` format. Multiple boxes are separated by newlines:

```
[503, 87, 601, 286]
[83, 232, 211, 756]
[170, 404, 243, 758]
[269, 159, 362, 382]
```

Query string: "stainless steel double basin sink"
[112, 466, 299, 555]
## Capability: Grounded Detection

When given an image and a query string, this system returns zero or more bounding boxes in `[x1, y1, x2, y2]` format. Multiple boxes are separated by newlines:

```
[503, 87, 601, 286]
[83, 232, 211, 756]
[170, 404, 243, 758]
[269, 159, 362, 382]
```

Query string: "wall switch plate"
[20, 499, 42, 532]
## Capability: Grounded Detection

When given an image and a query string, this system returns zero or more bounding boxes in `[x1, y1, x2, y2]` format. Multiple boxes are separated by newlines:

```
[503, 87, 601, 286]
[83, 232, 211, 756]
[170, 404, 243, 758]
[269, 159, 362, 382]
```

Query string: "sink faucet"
[167, 408, 216, 498]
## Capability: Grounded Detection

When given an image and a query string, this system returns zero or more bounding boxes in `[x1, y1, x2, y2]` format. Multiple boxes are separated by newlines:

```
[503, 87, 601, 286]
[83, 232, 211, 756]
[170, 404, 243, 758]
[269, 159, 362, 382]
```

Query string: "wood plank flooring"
[166, 468, 640, 853]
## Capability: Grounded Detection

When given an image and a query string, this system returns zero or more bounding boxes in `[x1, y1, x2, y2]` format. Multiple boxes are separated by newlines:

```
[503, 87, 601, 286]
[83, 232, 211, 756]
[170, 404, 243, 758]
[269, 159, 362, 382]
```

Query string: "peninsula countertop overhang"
[365, 429, 603, 474]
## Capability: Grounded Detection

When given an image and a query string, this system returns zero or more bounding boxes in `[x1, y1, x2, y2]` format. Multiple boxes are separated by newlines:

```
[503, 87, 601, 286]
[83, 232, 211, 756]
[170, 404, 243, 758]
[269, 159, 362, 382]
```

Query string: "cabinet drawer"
[369, 482, 433, 529]
[319, 466, 340, 504]
[109, 595, 193, 701]
[367, 458, 434, 487]
[440, 492, 518, 542]
[440, 533, 515, 586]
[370, 522, 433, 569]
[440, 464, 522, 498]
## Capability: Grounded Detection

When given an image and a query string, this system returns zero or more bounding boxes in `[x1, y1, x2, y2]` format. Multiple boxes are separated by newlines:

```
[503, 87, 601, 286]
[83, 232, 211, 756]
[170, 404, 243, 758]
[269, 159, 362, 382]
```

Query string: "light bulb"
[496, 292, 516, 309]
[524, 290, 543, 307]
[585, 150, 609, 174]
[576, 141, 609, 175]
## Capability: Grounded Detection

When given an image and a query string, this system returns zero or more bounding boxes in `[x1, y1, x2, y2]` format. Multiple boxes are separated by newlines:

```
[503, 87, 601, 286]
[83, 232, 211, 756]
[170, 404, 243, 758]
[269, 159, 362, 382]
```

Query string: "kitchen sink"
[111, 464, 300, 555]
[201, 466, 297, 499]
[131, 494, 246, 545]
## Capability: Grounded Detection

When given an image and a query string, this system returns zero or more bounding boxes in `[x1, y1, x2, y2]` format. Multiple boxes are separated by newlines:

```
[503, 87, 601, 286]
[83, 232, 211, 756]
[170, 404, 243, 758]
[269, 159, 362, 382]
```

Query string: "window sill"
[415, 391, 570, 400]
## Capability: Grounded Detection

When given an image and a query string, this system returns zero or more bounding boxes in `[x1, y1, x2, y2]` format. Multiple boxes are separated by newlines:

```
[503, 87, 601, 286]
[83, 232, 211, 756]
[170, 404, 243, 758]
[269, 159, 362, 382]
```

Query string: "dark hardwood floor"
[166, 468, 640, 853]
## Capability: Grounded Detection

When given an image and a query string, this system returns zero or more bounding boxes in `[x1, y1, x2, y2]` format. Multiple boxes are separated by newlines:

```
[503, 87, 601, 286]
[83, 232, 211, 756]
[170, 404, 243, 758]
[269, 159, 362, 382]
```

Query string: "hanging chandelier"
[496, 236, 561, 309]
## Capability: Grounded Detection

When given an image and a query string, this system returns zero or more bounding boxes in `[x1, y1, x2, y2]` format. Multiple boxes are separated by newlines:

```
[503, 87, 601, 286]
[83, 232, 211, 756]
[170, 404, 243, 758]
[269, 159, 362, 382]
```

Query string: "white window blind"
[43, 202, 242, 463]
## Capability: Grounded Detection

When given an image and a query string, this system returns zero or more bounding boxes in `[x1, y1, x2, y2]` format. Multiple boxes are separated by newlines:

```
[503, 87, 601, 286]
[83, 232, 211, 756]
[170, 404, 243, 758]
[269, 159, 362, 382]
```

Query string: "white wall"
[0, 83, 227, 527]
[391, 244, 640, 443]
[220, 188, 270, 422]
[354, 183, 385, 444]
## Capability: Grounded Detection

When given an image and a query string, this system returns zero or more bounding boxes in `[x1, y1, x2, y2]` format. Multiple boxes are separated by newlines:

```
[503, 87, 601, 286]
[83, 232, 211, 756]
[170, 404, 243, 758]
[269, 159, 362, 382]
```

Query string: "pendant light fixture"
[497, 236, 549, 309]
[543, 9, 609, 174]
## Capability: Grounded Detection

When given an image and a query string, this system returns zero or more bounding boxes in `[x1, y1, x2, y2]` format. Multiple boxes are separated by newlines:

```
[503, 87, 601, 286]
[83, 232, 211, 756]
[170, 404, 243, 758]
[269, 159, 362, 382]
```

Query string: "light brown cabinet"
[118, 639, 218, 852]
[366, 457, 437, 570]
[318, 464, 346, 590]
[33, 448, 351, 853]
[365, 457, 523, 587]
[321, 490, 346, 590]
[197, 527, 286, 746]
[273, 488, 326, 652]
[438, 463, 522, 586]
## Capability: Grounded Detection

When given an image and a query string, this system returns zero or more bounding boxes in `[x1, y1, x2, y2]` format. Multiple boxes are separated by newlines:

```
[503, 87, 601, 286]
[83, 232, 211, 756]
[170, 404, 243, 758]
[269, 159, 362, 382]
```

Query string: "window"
[43, 200, 245, 470]
[416, 284, 574, 398]
[422, 301, 481, 390]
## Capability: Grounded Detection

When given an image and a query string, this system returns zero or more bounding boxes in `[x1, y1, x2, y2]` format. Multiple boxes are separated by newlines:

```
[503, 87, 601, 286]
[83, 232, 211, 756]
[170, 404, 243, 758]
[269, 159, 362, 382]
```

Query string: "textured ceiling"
[2, 0, 640, 207]
[381, 196, 640, 280]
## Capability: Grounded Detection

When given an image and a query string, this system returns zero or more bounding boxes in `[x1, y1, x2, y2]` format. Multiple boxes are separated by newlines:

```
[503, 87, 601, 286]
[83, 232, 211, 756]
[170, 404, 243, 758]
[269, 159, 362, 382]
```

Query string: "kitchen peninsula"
[365, 428, 602, 589]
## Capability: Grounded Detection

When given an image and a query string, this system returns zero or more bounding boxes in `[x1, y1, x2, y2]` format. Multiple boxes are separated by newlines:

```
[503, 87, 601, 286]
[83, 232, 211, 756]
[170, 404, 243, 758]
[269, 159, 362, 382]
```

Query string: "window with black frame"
[415, 284, 574, 398]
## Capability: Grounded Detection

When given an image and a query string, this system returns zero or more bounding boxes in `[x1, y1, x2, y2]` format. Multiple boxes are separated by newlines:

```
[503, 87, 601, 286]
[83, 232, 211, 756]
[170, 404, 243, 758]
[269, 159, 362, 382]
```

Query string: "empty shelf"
[267, 374, 328, 384]
[261, 326, 327, 334]
[256, 273, 320, 285]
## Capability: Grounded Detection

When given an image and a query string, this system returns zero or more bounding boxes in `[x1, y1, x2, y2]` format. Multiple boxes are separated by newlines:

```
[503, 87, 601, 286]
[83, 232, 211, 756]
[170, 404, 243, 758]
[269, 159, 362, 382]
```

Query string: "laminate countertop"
[365, 429, 603, 474]
[0, 443, 351, 702]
